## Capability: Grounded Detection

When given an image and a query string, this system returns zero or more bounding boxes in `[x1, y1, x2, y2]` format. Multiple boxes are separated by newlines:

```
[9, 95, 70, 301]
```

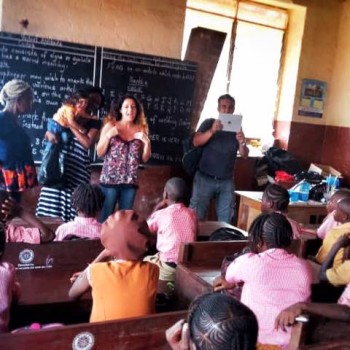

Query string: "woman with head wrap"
[0, 79, 37, 202]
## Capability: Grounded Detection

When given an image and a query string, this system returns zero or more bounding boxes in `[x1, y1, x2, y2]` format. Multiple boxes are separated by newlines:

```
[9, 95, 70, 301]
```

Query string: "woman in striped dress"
[36, 87, 104, 222]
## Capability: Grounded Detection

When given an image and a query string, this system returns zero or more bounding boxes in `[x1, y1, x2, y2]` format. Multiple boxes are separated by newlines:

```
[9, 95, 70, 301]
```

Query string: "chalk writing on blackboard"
[0, 31, 196, 165]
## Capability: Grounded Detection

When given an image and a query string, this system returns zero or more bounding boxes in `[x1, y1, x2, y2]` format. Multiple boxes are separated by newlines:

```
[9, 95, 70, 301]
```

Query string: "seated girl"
[68, 210, 159, 322]
[214, 212, 312, 349]
[54, 184, 104, 241]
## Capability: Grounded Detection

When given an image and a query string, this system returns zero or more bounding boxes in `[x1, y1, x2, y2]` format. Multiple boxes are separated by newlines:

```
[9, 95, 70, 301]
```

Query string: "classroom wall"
[0, 0, 186, 59]
[275, 0, 350, 185]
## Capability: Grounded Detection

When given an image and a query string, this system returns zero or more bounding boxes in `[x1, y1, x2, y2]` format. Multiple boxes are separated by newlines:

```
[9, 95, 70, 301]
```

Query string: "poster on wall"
[298, 79, 327, 118]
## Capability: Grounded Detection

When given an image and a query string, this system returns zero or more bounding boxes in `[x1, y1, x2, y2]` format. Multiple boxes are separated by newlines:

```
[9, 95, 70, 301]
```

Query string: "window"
[183, 1, 288, 149]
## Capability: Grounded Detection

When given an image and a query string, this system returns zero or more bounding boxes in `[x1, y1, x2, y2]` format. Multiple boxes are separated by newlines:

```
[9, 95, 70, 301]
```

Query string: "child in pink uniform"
[214, 212, 312, 349]
[0, 224, 20, 332]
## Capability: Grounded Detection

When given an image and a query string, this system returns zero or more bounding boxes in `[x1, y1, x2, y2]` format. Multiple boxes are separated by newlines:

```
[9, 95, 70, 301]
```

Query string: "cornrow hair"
[71, 184, 105, 217]
[264, 184, 290, 211]
[262, 212, 293, 249]
[188, 293, 258, 350]
[0, 79, 32, 105]
[248, 213, 269, 253]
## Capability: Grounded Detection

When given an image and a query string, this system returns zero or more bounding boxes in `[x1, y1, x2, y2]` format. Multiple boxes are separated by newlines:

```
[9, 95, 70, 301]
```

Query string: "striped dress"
[36, 120, 101, 222]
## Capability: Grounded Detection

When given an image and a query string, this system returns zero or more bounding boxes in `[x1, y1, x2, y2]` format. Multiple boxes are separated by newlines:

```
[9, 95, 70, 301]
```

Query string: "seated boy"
[144, 177, 198, 282]
[0, 190, 54, 243]
[261, 183, 302, 239]
[316, 189, 350, 240]
[54, 184, 104, 241]
[315, 197, 350, 268]
[68, 210, 159, 322]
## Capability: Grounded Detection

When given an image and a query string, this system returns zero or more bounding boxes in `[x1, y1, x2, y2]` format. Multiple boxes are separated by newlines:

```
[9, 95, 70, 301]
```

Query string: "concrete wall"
[0, 0, 186, 59]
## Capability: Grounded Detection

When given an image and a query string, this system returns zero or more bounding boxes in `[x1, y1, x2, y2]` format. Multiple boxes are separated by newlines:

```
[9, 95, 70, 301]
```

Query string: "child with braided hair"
[166, 292, 258, 350]
[261, 184, 302, 239]
[214, 213, 312, 349]
[54, 184, 105, 241]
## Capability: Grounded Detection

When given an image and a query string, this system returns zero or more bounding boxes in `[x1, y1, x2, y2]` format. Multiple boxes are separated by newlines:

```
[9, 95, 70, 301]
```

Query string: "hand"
[210, 120, 222, 134]
[45, 131, 59, 144]
[274, 302, 303, 331]
[70, 271, 82, 284]
[165, 319, 190, 350]
[213, 275, 236, 292]
[236, 130, 246, 144]
[106, 125, 119, 139]
[134, 131, 150, 144]
[1, 198, 21, 222]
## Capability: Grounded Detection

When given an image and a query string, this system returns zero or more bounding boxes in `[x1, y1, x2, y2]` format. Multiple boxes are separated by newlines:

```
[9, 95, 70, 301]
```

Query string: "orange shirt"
[88, 260, 159, 323]
[52, 105, 76, 128]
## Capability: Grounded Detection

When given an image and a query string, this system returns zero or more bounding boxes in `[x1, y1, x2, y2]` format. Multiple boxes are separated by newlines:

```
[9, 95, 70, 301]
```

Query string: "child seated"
[315, 197, 350, 268]
[144, 177, 198, 282]
[54, 184, 104, 241]
[46, 90, 97, 146]
[214, 212, 312, 349]
[68, 210, 159, 322]
[261, 183, 302, 239]
[316, 189, 350, 240]
[166, 292, 258, 350]
[0, 224, 20, 332]
[0, 190, 54, 243]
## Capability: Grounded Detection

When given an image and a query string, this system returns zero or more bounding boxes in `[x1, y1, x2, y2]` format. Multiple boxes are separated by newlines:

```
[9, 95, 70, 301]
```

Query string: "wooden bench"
[290, 315, 350, 349]
[11, 216, 65, 232]
[1, 310, 187, 350]
[5, 240, 103, 328]
[174, 240, 248, 309]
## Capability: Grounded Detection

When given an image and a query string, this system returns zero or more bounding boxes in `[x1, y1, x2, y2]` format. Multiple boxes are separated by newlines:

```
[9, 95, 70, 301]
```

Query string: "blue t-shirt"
[197, 118, 239, 179]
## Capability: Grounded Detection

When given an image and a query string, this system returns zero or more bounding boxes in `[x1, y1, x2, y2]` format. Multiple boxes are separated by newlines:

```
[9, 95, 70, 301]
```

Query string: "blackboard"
[0, 31, 196, 165]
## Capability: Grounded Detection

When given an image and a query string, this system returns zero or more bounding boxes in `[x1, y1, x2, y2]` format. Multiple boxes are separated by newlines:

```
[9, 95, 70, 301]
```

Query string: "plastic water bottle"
[300, 182, 310, 201]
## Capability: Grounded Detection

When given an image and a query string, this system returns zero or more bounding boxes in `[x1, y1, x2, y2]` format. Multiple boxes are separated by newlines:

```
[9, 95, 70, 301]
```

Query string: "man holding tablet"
[189, 94, 249, 223]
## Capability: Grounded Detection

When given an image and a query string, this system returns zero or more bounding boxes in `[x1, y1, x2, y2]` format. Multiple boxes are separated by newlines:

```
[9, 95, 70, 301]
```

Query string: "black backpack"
[265, 147, 303, 176]
[182, 135, 203, 176]
[208, 227, 247, 241]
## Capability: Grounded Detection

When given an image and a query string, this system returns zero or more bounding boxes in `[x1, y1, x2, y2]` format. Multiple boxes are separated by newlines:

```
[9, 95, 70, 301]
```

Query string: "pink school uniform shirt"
[147, 203, 198, 263]
[6, 223, 40, 243]
[338, 283, 350, 306]
[226, 248, 312, 348]
[287, 217, 302, 240]
[0, 262, 17, 332]
[54, 217, 102, 241]
[317, 210, 340, 240]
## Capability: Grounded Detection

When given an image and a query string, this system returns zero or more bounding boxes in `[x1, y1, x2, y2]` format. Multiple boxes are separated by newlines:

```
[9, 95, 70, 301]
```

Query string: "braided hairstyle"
[71, 184, 105, 217]
[262, 184, 290, 212]
[249, 213, 293, 252]
[188, 292, 258, 350]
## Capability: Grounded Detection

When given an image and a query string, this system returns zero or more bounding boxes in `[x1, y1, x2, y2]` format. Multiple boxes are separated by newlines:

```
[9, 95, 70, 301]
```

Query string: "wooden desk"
[236, 191, 327, 231]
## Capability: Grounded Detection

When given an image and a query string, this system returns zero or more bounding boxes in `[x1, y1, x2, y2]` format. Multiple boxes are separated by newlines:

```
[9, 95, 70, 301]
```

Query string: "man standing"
[189, 94, 249, 223]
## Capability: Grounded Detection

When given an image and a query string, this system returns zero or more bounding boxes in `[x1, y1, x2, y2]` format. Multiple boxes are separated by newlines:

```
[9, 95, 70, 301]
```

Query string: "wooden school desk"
[236, 191, 327, 231]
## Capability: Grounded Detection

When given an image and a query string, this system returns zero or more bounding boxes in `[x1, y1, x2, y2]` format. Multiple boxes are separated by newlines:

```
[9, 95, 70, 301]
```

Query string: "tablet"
[218, 113, 242, 133]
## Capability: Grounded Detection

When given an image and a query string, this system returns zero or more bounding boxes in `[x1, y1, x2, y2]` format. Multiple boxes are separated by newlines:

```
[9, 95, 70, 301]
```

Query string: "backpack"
[265, 147, 303, 176]
[182, 135, 203, 176]
[208, 227, 247, 241]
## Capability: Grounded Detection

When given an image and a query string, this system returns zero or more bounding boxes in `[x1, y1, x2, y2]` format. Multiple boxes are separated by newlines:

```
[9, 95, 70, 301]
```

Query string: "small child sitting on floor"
[0, 190, 54, 243]
[144, 177, 198, 282]
[54, 184, 104, 241]
[261, 183, 302, 239]
[0, 224, 20, 332]
[68, 210, 159, 322]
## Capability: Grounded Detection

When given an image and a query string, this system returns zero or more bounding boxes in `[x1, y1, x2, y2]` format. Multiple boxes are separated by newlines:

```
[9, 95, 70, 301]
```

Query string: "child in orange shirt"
[68, 210, 159, 322]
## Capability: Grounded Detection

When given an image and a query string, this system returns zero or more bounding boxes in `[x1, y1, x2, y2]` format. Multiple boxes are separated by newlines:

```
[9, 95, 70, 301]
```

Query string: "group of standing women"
[0, 79, 151, 223]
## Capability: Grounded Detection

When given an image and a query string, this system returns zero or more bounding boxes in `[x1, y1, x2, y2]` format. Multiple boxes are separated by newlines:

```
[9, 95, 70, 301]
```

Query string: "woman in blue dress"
[0, 79, 37, 202]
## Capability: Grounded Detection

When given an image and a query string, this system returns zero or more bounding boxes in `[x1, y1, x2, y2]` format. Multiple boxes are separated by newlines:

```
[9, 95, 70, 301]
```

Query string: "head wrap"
[0, 79, 32, 106]
[101, 210, 154, 260]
